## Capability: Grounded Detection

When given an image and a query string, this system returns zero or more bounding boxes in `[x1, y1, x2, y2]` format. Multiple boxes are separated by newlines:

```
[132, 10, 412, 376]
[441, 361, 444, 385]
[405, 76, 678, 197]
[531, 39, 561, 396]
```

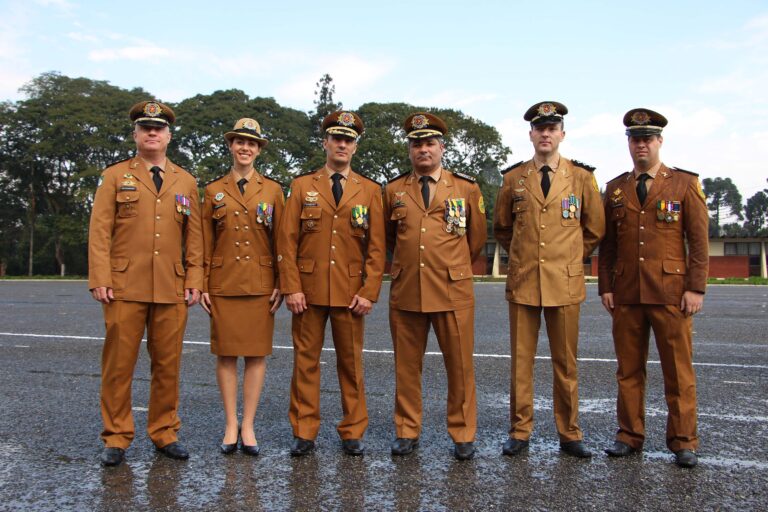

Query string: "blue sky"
[2, 0, 767, 206]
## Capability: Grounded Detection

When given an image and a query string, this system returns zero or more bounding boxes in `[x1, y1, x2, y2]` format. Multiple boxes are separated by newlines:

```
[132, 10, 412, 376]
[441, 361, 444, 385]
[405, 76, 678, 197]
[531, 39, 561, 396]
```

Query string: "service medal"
[214, 192, 225, 202]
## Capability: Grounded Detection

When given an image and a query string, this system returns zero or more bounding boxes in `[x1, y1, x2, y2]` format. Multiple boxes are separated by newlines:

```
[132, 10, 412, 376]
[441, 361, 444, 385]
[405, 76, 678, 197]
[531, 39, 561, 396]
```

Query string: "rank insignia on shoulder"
[571, 160, 596, 172]
[501, 161, 524, 175]
[453, 172, 476, 183]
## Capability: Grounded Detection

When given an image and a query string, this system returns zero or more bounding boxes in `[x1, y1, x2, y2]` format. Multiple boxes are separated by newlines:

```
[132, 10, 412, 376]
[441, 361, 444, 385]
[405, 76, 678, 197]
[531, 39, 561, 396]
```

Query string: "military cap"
[404, 112, 448, 139]
[524, 101, 568, 126]
[224, 118, 269, 147]
[129, 100, 175, 127]
[322, 111, 364, 138]
[623, 108, 667, 136]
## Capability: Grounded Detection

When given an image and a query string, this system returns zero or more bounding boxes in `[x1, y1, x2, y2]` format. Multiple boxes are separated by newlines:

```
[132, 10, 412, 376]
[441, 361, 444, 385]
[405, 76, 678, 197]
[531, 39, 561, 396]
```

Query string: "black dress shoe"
[156, 441, 190, 460]
[220, 441, 237, 455]
[502, 437, 529, 456]
[605, 441, 639, 457]
[100, 447, 125, 467]
[391, 438, 419, 456]
[341, 439, 365, 456]
[241, 441, 260, 457]
[290, 437, 315, 457]
[454, 442, 475, 461]
[674, 449, 698, 468]
[560, 440, 593, 458]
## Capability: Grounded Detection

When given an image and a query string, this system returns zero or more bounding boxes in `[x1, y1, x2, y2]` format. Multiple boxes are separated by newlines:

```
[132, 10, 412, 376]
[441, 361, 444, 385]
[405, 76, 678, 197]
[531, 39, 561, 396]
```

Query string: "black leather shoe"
[674, 449, 698, 468]
[220, 441, 237, 455]
[502, 437, 529, 456]
[156, 441, 189, 460]
[100, 447, 125, 467]
[241, 441, 260, 457]
[290, 437, 315, 457]
[391, 438, 419, 456]
[341, 439, 365, 456]
[560, 440, 592, 458]
[605, 441, 639, 457]
[454, 442, 475, 461]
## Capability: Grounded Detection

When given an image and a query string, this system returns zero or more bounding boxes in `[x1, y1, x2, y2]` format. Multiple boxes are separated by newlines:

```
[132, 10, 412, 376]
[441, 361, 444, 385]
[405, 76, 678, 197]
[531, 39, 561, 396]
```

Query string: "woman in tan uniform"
[201, 118, 284, 455]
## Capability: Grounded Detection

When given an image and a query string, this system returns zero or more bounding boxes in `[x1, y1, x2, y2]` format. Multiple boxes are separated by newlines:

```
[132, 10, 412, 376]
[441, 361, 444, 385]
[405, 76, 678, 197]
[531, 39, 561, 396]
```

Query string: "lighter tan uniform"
[384, 170, 487, 443]
[202, 171, 284, 355]
[277, 167, 385, 440]
[598, 164, 709, 451]
[494, 158, 604, 442]
[89, 157, 203, 449]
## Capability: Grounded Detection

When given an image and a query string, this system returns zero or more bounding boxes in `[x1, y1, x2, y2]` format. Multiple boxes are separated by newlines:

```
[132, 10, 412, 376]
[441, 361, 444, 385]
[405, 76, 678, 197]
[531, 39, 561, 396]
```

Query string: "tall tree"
[702, 177, 743, 236]
[306, 74, 343, 170]
[744, 190, 768, 236]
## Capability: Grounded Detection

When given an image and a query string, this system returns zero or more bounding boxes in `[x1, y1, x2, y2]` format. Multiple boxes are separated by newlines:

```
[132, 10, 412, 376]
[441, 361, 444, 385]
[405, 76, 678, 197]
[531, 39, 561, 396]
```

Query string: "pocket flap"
[391, 208, 407, 220]
[390, 266, 402, 279]
[300, 207, 322, 220]
[110, 258, 129, 271]
[211, 256, 223, 269]
[662, 260, 687, 275]
[349, 262, 363, 277]
[260, 255, 273, 267]
[116, 193, 138, 203]
[213, 206, 226, 220]
[448, 265, 473, 281]
[174, 262, 186, 276]
[612, 207, 626, 220]
[568, 263, 584, 276]
[614, 262, 624, 276]
[514, 201, 528, 213]
[298, 258, 315, 273]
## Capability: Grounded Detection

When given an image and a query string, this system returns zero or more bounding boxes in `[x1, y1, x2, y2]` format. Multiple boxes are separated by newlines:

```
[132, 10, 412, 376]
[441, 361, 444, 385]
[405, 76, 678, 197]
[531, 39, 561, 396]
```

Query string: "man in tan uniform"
[599, 108, 709, 468]
[494, 101, 604, 458]
[277, 111, 385, 456]
[89, 101, 203, 466]
[385, 113, 487, 461]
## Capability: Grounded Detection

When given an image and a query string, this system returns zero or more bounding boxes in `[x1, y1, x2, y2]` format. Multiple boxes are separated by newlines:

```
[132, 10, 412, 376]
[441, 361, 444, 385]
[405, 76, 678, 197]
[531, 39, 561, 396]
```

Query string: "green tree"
[305, 74, 343, 171]
[702, 177, 743, 236]
[744, 190, 768, 236]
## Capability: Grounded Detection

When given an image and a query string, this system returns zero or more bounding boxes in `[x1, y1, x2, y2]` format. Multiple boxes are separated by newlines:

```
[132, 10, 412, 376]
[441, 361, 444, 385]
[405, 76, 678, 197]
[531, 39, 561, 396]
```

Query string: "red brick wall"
[590, 255, 751, 279]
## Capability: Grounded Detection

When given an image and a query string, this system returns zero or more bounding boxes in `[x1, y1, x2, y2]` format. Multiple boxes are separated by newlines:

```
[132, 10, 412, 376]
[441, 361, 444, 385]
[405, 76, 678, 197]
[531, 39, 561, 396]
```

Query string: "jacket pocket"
[208, 256, 224, 289]
[298, 257, 315, 294]
[448, 264, 473, 300]
[567, 263, 585, 298]
[260, 255, 275, 289]
[116, 194, 139, 218]
[174, 261, 186, 297]
[662, 259, 686, 297]
[391, 207, 407, 233]
[110, 258, 130, 291]
[301, 207, 322, 232]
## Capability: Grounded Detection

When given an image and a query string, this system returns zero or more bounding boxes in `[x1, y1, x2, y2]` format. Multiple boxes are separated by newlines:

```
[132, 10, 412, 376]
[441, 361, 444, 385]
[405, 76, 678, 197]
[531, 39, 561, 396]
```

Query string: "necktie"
[331, 173, 343, 205]
[150, 166, 163, 193]
[637, 173, 651, 205]
[540, 165, 551, 198]
[419, 176, 430, 208]
[237, 178, 247, 196]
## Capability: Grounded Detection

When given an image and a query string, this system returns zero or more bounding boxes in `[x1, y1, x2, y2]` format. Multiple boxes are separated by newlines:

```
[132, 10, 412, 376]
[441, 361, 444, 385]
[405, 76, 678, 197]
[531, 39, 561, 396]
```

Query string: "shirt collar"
[634, 161, 662, 180]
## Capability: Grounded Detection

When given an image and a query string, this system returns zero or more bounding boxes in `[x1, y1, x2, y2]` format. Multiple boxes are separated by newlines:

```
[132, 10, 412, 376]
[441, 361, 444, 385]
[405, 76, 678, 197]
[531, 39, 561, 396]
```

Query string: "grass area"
[706, 276, 768, 285]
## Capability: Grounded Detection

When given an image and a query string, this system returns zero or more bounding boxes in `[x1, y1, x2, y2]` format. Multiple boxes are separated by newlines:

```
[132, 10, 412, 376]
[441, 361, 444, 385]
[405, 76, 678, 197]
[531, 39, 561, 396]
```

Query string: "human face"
[408, 137, 445, 175]
[322, 133, 357, 170]
[628, 134, 663, 169]
[529, 123, 565, 158]
[132, 124, 171, 156]
[229, 137, 261, 167]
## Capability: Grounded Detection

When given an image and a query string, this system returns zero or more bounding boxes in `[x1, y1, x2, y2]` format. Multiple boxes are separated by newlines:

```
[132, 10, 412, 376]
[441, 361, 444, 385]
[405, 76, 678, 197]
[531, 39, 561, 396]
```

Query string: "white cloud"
[66, 31, 99, 43]
[33, 0, 75, 10]
[88, 46, 172, 62]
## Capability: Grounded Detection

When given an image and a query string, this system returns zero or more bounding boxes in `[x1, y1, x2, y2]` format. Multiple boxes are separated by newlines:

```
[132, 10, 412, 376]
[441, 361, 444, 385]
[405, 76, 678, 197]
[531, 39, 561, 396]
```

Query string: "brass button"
[333, 230, 337, 234]
[156, 199, 161, 203]
[539, 242, 545, 247]
[540, 225, 546, 229]
[244, 225, 249, 231]
[640, 226, 645, 230]
[334, 214, 338, 219]
[640, 241, 644, 245]
[331, 260, 335, 265]
[245, 256, 250, 261]
[676, 268, 680, 272]
[244, 210, 248, 214]
[235, 226, 239, 231]
[419, 263, 425, 268]
[244, 241, 250, 246]
[235, 242, 240, 247]
[154, 250, 159, 255]
[641, 210, 645, 214]
[419, 245, 425, 251]
[331, 245, 336, 250]
[234, 211, 239, 216]
[639, 257, 645, 262]
[421, 228, 426, 233]
[542, 208, 547, 212]
[155, 215, 160, 220]
[236, 256, 240, 261]
[540, 258, 545, 263]
[155, 233, 160, 238]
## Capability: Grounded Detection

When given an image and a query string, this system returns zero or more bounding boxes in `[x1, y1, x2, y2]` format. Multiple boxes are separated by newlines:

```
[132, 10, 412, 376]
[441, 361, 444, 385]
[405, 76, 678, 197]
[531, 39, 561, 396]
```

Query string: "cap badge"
[537, 103, 557, 117]
[143, 102, 162, 117]
[243, 119, 257, 130]
[337, 112, 356, 127]
[411, 114, 429, 130]
[631, 111, 651, 125]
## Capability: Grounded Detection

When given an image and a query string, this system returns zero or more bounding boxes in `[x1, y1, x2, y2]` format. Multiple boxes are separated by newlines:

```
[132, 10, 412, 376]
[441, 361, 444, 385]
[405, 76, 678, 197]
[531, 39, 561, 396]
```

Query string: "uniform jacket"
[494, 158, 605, 307]
[277, 168, 385, 307]
[202, 171, 284, 296]
[88, 157, 204, 303]
[384, 169, 487, 313]
[598, 164, 709, 305]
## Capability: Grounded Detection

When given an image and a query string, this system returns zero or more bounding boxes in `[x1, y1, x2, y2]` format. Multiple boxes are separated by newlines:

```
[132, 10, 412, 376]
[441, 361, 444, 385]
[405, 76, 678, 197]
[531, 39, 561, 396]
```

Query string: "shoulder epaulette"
[571, 159, 596, 172]
[500, 161, 524, 175]
[608, 171, 631, 183]
[672, 167, 699, 177]
[261, 174, 286, 187]
[452, 171, 476, 183]
[354, 173, 381, 186]
[205, 174, 227, 187]
[294, 168, 321, 179]
[387, 172, 410, 183]
[104, 157, 132, 169]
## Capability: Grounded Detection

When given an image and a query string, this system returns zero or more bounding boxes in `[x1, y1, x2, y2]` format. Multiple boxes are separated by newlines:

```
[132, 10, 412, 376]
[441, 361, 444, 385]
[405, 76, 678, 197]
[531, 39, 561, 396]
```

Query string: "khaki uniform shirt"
[88, 157, 204, 303]
[494, 158, 605, 307]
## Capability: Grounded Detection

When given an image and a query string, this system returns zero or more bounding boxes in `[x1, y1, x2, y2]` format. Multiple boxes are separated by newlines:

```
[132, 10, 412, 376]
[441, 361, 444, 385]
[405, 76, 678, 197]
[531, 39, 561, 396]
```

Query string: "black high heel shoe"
[240, 427, 260, 456]
[220, 428, 239, 455]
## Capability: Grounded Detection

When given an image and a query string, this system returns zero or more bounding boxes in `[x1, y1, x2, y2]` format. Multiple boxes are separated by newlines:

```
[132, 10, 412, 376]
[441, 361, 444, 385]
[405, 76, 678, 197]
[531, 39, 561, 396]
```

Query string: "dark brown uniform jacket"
[598, 164, 709, 304]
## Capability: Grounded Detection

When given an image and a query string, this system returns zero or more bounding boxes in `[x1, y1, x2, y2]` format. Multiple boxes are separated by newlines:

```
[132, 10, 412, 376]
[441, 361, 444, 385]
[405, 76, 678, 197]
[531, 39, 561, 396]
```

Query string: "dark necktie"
[331, 173, 343, 205]
[419, 176, 430, 208]
[150, 166, 163, 193]
[540, 165, 551, 198]
[237, 178, 247, 196]
[637, 173, 651, 205]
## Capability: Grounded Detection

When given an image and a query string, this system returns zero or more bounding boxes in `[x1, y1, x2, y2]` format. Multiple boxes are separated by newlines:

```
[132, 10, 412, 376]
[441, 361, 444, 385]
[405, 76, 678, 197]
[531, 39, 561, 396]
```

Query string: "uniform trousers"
[289, 305, 367, 440]
[613, 304, 698, 452]
[101, 300, 188, 449]
[391, 308, 477, 443]
[508, 302, 582, 442]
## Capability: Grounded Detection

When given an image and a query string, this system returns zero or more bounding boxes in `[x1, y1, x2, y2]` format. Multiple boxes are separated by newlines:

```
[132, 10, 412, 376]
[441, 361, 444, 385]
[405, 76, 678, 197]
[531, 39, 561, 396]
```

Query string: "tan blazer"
[277, 168, 385, 306]
[88, 157, 204, 303]
[384, 170, 487, 313]
[202, 171, 284, 295]
[494, 158, 605, 307]
[598, 164, 709, 304]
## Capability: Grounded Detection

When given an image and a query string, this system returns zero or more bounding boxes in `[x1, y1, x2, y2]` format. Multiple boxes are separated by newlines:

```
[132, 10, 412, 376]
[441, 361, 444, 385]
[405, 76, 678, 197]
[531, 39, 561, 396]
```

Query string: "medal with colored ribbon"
[257, 202, 274, 227]
[562, 194, 580, 219]
[444, 198, 467, 236]
[657, 200, 680, 222]
[175, 194, 191, 216]
[351, 205, 369, 230]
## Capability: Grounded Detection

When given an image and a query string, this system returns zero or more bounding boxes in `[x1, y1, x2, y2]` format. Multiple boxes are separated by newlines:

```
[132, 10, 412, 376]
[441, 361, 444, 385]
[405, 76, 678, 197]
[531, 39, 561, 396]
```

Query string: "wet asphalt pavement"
[0, 281, 766, 511]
